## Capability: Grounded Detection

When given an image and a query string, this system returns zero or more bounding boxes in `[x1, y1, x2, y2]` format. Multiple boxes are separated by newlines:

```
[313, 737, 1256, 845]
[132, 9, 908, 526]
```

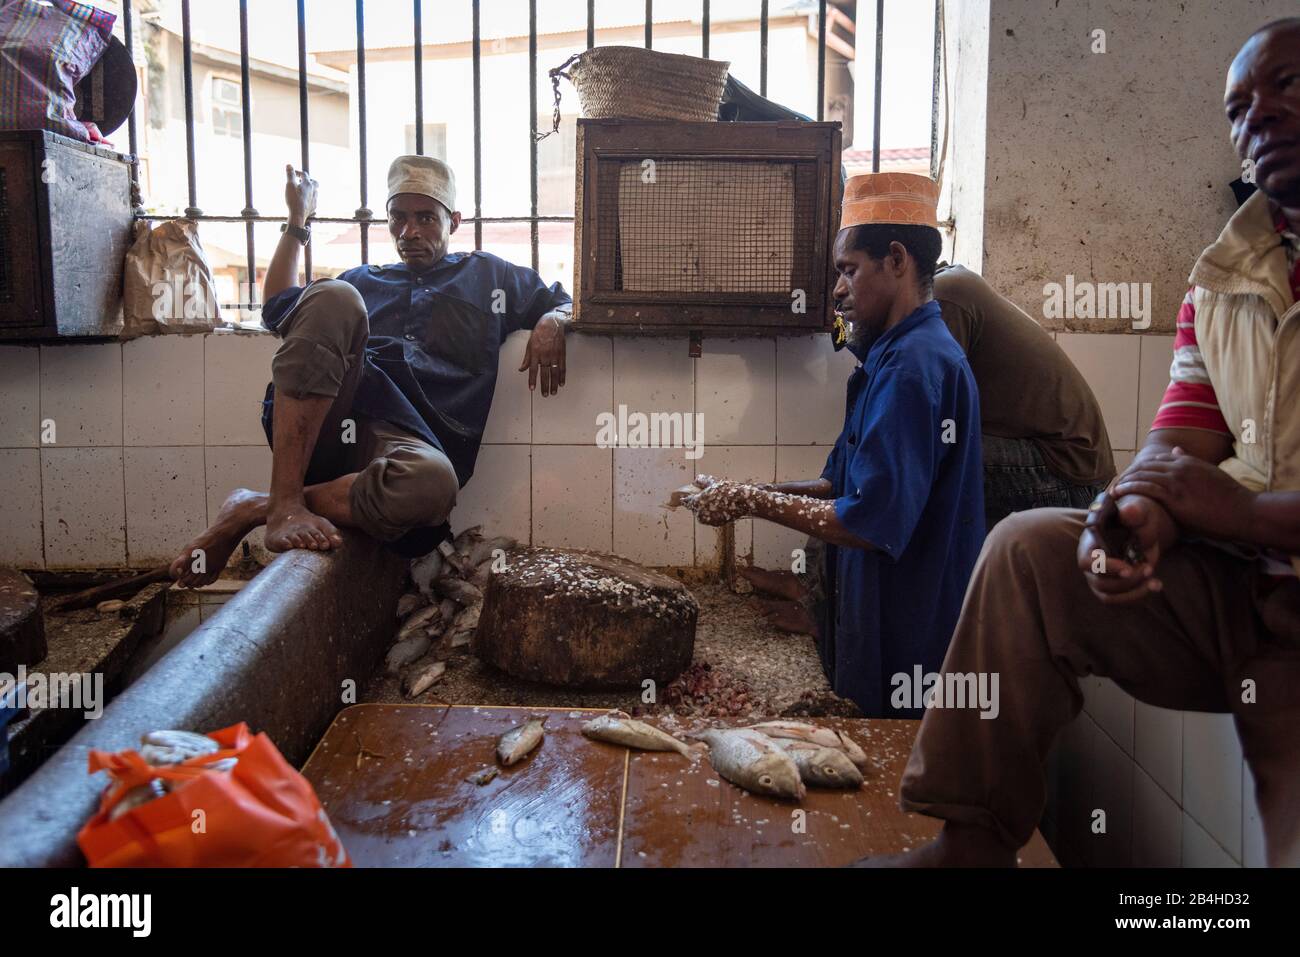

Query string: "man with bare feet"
[171, 155, 572, 586]
[858, 18, 1300, 867]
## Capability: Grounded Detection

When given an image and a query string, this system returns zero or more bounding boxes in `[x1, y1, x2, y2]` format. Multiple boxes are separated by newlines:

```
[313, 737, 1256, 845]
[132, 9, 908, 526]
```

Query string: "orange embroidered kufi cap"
[839, 172, 939, 230]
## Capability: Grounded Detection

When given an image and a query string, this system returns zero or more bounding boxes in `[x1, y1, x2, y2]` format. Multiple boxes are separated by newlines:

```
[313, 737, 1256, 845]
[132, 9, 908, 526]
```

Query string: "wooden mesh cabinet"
[573, 118, 842, 335]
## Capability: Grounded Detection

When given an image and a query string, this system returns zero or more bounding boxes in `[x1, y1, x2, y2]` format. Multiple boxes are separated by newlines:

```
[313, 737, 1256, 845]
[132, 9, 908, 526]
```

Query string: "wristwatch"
[280, 222, 311, 245]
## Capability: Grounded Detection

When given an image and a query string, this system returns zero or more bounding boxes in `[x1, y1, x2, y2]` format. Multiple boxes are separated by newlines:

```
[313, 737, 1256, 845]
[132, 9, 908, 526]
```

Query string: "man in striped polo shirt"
[865, 17, 1300, 867]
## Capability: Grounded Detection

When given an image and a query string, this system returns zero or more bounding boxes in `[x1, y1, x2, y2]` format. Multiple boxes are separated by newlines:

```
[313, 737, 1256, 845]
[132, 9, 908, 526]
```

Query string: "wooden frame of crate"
[573, 118, 842, 336]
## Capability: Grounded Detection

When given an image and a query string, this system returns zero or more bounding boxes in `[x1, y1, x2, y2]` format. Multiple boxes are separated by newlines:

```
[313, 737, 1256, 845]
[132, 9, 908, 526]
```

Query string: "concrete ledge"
[0, 531, 404, 867]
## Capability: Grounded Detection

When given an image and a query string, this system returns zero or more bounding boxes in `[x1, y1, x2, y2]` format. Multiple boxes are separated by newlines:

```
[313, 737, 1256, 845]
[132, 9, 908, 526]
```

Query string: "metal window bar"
[414, 0, 424, 156]
[296, 0, 311, 280]
[472, 0, 482, 250]
[126, 0, 944, 312]
[872, 0, 884, 172]
[356, 0, 371, 264]
[816, 0, 826, 121]
[180, 0, 198, 218]
[238, 0, 256, 310]
[121, 0, 139, 209]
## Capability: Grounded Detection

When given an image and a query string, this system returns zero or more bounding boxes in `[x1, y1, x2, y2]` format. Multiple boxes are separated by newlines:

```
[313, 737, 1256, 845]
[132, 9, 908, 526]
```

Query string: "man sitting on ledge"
[170, 155, 572, 585]
[862, 17, 1300, 867]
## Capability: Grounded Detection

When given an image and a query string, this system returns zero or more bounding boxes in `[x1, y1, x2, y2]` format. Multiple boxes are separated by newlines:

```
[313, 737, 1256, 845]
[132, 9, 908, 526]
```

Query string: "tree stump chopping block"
[473, 548, 698, 689]
[0, 568, 46, 676]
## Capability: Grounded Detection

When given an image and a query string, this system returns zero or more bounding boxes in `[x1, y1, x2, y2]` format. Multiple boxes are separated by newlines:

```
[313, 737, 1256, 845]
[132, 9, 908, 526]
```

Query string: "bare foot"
[265, 497, 344, 554]
[851, 823, 1018, 868]
[738, 566, 805, 601]
[170, 488, 264, 588]
[755, 598, 817, 636]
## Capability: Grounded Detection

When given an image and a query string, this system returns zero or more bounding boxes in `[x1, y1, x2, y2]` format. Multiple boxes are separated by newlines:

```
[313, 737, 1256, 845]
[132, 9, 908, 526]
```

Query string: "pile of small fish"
[388, 527, 515, 698]
[580, 711, 870, 801]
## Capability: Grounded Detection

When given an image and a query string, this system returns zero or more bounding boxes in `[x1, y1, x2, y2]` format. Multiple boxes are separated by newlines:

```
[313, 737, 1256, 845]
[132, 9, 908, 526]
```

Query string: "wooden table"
[301, 704, 1057, 868]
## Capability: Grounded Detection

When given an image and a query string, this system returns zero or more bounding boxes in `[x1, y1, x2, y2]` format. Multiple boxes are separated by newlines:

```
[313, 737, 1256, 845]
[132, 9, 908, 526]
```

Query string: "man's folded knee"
[304, 279, 367, 323]
[352, 449, 458, 539]
[986, 507, 1083, 554]
[281, 279, 368, 343]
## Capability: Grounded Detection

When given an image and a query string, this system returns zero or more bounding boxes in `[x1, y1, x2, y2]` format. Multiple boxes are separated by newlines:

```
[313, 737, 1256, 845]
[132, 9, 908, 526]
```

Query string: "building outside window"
[210, 75, 242, 138]
[404, 123, 447, 160]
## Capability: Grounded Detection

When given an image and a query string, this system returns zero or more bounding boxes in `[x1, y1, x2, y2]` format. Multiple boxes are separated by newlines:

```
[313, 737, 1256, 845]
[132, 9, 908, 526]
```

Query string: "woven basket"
[541, 46, 730, 138]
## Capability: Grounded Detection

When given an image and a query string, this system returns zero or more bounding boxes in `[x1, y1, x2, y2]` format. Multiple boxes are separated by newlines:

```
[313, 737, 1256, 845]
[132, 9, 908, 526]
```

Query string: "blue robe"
[817, 299, 985, 716]
[260, 251, 571, 488]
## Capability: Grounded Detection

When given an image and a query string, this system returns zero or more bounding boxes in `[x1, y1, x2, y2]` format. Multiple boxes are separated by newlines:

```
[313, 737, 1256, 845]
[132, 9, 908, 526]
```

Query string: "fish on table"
[747, 720, 870, 772]
[771, 740, 864, 789]
[691, 728, 806, 800]
[496, 717, 547, 767]
[580, 711, 696, 759]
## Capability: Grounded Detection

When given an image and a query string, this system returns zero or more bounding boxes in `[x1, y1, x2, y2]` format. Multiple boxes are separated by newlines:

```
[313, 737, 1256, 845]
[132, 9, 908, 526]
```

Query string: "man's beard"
[846, 318, 880, 351]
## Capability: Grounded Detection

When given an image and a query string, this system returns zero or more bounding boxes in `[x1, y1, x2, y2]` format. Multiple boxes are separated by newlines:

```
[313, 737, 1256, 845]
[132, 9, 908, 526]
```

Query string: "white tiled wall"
[0, 325, 1267, 867]
[0, 333, 278, 570]
[1, 330, 850, 571]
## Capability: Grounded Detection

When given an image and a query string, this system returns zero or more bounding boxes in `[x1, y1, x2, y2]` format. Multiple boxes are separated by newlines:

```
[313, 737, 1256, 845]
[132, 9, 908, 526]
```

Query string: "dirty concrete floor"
[362, 579, 857, 719]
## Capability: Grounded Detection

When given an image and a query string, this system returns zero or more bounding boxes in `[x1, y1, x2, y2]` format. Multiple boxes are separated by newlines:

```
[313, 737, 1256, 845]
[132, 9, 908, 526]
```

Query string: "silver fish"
[496, 717, 546, 766]
[692, 728, 806, 800]
[446, 603, 480, 648]
[466, 766, 498, 786]
[435, 577, 483, 605]
[581, 712, 695, 758]
[747, 720, 842, 749]
[834, 731, 870, 772]
[402, 660, 446, 698]
[453, 525, 484, 552]
[410, 551, 444, 597]
[467, 535, 516, 568]
[397, 603, 442, 639]
[773, 740, 864, 789]
[396, 592, 426, 618]
[386, 632, 432, 674]
[749, 720, 871, 772]
[139, 730, 219, 766]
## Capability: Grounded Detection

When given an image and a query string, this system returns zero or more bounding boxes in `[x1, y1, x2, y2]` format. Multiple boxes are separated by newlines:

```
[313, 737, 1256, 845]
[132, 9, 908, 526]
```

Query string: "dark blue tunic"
[817, 299, 985, 717]
[261, 251, 571, 488]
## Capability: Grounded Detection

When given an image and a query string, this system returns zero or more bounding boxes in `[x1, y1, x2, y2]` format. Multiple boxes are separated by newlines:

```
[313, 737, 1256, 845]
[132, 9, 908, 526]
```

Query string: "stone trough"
[0, 530, 404, 867]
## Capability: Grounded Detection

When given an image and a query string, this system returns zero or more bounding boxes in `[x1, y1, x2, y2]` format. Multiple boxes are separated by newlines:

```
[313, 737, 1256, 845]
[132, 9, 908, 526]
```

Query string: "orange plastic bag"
[77, 723, 350, 868]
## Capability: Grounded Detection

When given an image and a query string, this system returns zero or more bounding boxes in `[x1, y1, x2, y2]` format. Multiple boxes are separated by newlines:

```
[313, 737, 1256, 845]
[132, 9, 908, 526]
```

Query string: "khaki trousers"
[267, 279, 458, 543]
[899, 508, 1300, 867]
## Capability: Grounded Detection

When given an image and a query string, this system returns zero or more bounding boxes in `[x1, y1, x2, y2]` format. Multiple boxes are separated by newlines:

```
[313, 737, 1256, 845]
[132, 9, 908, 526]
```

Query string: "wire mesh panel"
[609, 159, 796, 293]
[578, 119, 840, 333]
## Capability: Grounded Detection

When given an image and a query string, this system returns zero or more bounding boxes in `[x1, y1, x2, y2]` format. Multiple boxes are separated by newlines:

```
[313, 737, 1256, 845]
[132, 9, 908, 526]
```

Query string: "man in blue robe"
[685, 173, 985, 716]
